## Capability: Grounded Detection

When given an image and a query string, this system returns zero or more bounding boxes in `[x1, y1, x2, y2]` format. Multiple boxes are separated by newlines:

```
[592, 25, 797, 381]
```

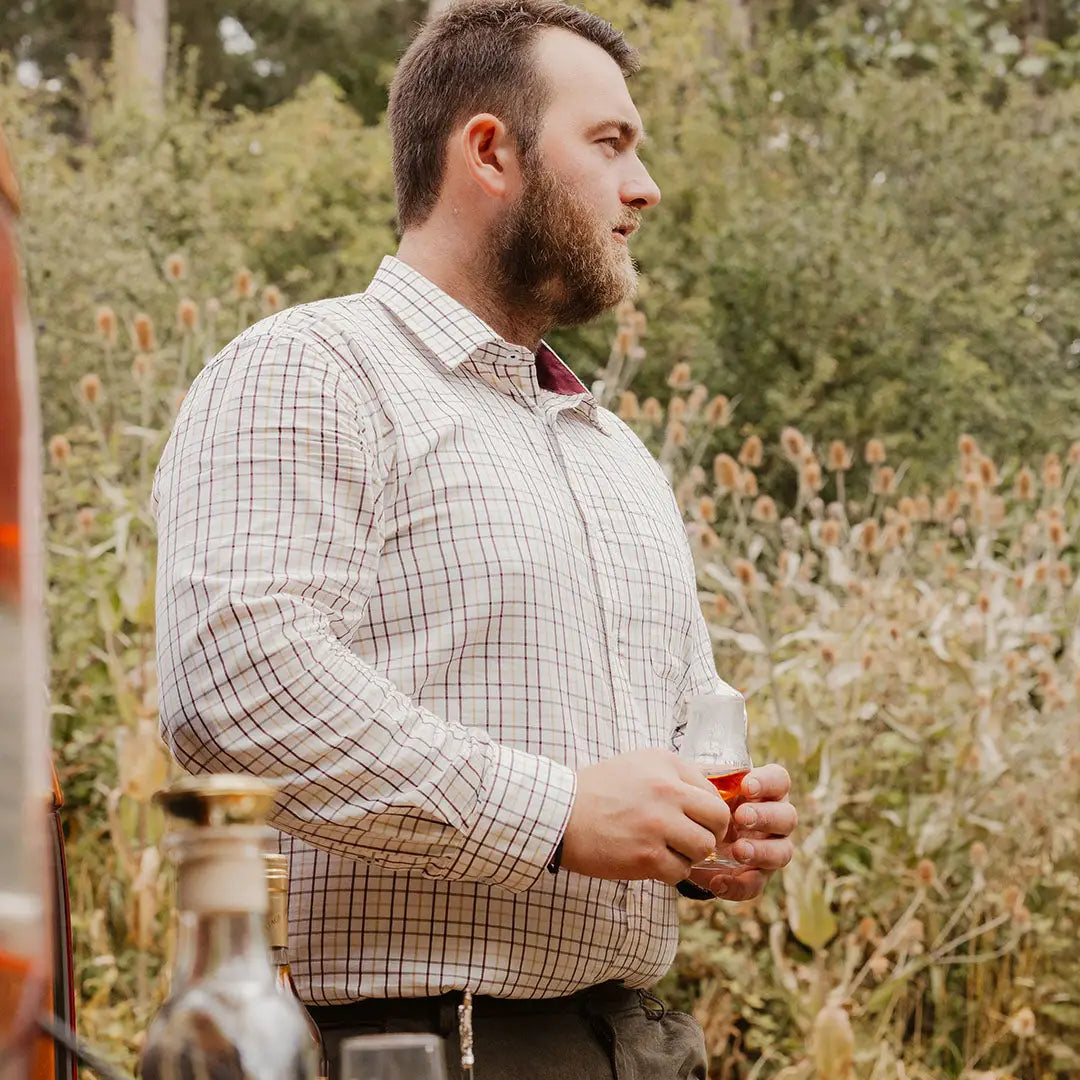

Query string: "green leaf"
[784, 853, 838, 951]
[1039, 1002, 1080, 1028]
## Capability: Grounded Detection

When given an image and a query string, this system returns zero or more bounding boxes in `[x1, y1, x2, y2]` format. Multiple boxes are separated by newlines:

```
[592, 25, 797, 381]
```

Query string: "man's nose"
[623, 163, 662, 210]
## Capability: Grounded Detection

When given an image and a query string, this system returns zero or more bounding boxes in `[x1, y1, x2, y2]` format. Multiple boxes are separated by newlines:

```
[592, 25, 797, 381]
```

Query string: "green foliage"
[563, 0, 1080, 486]
[1, 0, 426, 122]
[805, 0, 1080, 92]
[0, 54, 395, 435]
[8, 1, 1080, 477]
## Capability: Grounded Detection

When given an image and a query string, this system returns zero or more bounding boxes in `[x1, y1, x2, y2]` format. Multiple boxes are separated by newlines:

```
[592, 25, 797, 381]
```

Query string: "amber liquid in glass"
[697, 767, 751, 866]
[707, 768, 750, 806]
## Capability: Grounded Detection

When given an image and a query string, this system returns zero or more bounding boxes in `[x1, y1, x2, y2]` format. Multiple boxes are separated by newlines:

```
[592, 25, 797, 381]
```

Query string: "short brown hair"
[388, 0, 639, 230]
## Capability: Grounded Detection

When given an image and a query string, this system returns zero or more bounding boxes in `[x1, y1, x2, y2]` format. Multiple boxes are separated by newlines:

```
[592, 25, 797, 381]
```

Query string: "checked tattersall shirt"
[154, 255, 734, 1003]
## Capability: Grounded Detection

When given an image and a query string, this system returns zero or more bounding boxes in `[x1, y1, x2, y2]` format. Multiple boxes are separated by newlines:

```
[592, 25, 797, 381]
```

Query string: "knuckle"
[640, 844, 667, 873]
[652, 773, 684, 799]
[663, 858, 690, 886]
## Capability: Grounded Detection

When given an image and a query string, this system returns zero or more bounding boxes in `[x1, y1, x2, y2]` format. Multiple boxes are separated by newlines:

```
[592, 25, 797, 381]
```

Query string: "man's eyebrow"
[585, 120, 648, 147]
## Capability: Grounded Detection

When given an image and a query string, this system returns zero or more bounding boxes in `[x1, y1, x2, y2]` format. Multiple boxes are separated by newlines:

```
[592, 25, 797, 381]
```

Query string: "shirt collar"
[365, 256, 604, 431]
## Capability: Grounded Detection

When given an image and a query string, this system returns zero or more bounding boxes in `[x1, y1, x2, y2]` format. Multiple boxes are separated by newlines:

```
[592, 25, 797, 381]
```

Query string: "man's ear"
[458, 113, 521, 201]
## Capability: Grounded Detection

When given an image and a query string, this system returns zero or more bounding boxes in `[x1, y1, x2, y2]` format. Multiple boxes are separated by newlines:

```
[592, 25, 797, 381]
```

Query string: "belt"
[307, 980, 656, 1034]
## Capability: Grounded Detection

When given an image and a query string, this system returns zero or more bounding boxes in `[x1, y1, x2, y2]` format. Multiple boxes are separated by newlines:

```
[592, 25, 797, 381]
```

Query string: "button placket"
[541, 407, 639, 754]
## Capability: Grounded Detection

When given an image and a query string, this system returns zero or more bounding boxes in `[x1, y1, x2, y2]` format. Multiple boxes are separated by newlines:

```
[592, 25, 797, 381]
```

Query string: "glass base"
[692, 851, 741, 871]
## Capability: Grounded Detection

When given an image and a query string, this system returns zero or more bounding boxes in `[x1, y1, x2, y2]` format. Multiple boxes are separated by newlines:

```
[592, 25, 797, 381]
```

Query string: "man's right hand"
[558, 748, 730, 885]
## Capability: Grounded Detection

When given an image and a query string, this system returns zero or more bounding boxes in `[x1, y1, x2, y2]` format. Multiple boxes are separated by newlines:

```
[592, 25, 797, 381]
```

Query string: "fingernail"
[741, 808, 757, 828]
[736, 842, 755, 862]
[713, 879, 729, 897]
[745, 779, 761, 797]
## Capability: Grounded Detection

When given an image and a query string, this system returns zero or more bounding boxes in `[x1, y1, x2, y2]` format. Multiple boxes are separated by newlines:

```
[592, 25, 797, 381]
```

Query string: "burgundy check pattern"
[154, 256, 733, 1002]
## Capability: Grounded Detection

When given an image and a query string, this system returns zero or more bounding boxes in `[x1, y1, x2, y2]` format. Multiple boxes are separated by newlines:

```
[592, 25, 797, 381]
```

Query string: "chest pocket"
[576, 433, 698, 689]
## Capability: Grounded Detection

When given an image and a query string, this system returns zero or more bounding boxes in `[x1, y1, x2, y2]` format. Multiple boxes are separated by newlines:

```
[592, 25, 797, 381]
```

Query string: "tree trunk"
[115, 0, 167, 113]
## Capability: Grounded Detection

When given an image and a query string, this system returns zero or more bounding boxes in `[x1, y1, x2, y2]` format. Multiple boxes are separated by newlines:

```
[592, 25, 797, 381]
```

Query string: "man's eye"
[599, 138, 620, 153]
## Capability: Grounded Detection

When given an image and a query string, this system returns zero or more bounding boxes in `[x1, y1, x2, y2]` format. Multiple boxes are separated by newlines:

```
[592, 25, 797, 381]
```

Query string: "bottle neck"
[174, 909, 270, 985]
[168, 827, 272, 989]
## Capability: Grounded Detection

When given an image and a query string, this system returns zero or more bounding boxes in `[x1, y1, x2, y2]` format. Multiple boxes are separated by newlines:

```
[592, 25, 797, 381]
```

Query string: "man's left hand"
[686, 763, 796, 902]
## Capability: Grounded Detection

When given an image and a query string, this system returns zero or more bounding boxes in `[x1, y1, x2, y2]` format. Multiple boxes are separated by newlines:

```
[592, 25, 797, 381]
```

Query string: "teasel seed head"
[738, 434, 763, 467]
[95, 305, 118, 345]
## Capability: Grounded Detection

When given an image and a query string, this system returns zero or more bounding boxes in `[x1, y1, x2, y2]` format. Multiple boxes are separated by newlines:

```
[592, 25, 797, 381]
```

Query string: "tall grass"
[45, 272, 1079, 1080]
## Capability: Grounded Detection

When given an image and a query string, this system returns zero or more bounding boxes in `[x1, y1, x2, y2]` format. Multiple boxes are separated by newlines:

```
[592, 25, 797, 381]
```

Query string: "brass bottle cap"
[155, 774, 278, 827]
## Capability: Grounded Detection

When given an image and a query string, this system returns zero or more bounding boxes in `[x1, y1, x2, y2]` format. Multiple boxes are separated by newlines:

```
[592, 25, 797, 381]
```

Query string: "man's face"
[488, 27, 661, 328]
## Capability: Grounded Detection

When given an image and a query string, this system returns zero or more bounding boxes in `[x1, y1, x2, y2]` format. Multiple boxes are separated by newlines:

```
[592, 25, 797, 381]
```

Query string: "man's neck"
[395, 230, 548, 353]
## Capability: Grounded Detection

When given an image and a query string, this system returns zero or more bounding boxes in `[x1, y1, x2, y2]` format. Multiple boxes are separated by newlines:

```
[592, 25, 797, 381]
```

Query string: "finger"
[734, 800, 798, 837]
[653, 848, 694, 887]
[664, 817, 723, 866]
[681, 784, 732, 842]
[741, 763, 791, 802]
[673, 756, 717, 794]
[685, 865, 767, 900]
[730, 836, 794, 871]
[706, 868, 770, 903]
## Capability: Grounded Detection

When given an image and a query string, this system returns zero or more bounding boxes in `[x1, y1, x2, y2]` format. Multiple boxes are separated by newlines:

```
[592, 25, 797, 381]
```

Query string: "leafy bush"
[0, 54, 395, 439]
[616, 356, 1080, 1077]
[32, 246, 1080, 1080]
[579, 0, 1080, 485]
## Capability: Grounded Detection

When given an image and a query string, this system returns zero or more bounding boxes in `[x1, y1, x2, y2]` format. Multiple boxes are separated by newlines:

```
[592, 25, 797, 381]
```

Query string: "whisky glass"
[678, 692, 753, 869]
[340, 1033, 448, 1080]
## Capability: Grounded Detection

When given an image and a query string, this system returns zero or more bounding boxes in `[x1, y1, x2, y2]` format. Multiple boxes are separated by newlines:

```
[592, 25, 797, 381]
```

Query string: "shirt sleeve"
[153, 330, 577, 893]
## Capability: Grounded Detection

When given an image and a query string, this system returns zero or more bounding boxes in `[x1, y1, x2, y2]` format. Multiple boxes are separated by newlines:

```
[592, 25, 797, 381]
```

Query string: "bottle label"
[177, 853, 267, 914]
[267, 890, 288, 949]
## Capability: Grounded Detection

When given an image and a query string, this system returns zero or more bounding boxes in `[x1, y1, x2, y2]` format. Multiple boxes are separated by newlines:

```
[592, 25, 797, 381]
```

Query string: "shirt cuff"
[435, 743, 577, 893]
[676, 879, 716, 901]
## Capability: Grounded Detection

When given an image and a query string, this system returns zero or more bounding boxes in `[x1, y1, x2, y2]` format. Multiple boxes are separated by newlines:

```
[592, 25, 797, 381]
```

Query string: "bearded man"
[154, 2, 797, 1077]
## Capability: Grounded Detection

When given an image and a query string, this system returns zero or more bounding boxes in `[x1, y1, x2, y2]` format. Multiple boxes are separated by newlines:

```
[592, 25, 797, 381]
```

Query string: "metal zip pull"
[457, 990, 475, 1079]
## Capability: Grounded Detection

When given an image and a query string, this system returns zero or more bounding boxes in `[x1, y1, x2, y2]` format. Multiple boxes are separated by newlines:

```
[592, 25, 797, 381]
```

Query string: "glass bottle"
[140, 776, 317, 1080]
[265, 853, 328, 1080]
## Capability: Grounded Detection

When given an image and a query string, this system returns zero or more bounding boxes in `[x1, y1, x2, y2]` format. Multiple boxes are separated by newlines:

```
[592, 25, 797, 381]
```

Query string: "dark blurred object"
[0, 124, 77, 1080]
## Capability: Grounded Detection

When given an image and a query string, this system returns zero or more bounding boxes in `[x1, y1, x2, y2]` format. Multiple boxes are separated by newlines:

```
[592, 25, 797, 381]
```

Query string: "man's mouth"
[612, 223, 637, 244]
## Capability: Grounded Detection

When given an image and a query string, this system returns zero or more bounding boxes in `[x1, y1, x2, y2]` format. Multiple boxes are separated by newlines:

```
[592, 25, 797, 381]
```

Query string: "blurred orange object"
[0, 124, 76, 1080]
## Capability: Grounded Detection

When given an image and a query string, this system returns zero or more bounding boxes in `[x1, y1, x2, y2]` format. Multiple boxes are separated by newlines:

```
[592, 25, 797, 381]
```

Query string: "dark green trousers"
[309, 982, 708, 1080]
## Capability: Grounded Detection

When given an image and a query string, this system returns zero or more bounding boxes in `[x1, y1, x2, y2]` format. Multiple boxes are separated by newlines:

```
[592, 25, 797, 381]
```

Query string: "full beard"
[488, 156, 639, 329]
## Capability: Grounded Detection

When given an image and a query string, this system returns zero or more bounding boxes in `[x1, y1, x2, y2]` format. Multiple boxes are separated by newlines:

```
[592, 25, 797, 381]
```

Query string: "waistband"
[307, 980, 651, 1031]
